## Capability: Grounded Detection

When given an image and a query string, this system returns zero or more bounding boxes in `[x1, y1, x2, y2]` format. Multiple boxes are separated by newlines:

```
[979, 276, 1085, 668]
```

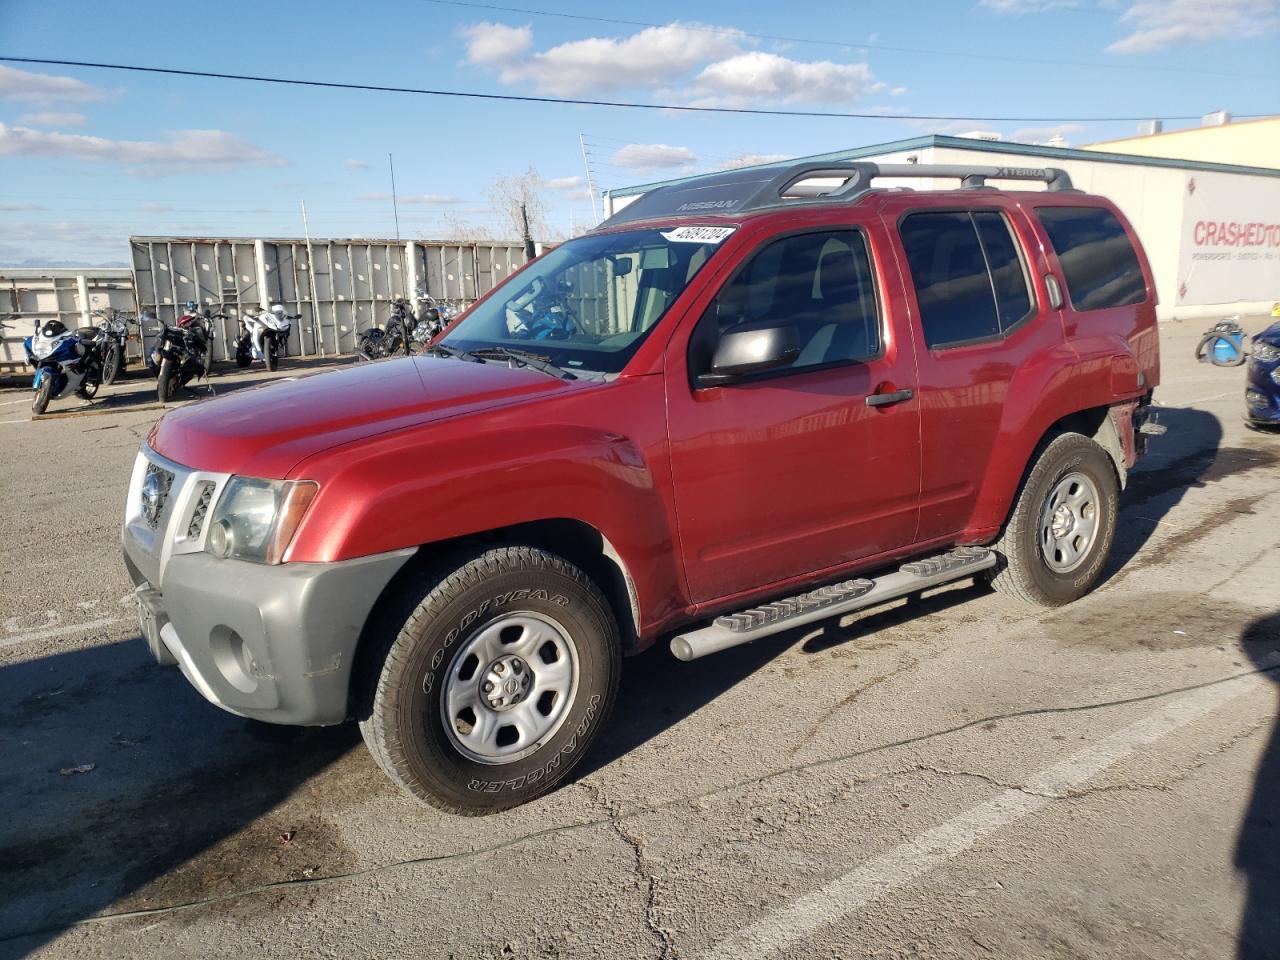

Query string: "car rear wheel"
[988, 432, 1119, 607]
[357, 546, 622, 815]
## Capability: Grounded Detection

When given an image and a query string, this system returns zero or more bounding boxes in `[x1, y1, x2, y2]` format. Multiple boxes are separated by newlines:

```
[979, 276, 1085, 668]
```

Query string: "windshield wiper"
[423, 343, 483, 363]
[467, 346, 578, 380]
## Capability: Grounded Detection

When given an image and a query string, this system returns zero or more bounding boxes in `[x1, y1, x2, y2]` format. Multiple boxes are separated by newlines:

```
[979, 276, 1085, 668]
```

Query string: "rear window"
[1037, 206, 1145, 311]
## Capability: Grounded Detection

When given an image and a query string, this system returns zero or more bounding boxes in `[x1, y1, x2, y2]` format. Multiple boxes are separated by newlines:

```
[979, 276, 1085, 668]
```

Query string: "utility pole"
[388, 152, 401, 242]
[579, 132, 599, 224]
[520, 202, 536, 262]
[300, 200, 324, 357]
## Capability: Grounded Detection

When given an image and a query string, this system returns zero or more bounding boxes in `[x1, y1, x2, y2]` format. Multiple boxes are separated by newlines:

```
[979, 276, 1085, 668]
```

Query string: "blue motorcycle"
[23, 319, 106, 415]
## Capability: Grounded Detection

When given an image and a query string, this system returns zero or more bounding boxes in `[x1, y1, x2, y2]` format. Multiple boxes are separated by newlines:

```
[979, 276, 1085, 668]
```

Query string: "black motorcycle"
[355, 298, 415, 361]
[91, 309, 133, 385]
[153, 308, 223, 403]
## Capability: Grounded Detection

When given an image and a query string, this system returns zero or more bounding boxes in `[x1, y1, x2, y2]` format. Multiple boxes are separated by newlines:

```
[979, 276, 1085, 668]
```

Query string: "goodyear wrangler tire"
[988, 432, 1119, 607]
[358, 546, 621, 815]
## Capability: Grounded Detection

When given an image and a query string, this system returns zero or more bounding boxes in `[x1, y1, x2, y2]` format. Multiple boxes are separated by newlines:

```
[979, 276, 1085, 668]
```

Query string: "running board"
[669, 547, 996, 662]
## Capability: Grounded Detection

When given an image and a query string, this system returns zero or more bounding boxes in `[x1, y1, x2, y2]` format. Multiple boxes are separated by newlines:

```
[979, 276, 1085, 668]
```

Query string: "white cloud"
[460, 21, 535, 64]
[718, 153, 792, 170]
[1108, 0, 1278, 53]
[691, 52, 884, 106]
[357, 192, 461, 204]
[0, 65, 107, 104]
[890, 86, 908, 96]
[544, 175, 583, 190]
[463, 21, 739, 96]
[610, 143, 698, 169]
[909, 118, 996, 136]
[18, 111, 87, 127]
[0, 201, 45, 211]
[0, 124, 288, 175]
[141, 202, 173, 213]
[1009, 122, 1085, 144]
[343, 158, 371, 170]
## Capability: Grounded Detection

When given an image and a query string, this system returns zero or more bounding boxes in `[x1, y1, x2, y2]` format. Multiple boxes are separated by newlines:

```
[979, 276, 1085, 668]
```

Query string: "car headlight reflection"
[206, 477, 318, 564]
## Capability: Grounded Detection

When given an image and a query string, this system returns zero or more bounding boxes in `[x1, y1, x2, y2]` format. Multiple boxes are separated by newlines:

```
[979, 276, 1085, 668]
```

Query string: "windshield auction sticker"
[660, 226, 737, 244]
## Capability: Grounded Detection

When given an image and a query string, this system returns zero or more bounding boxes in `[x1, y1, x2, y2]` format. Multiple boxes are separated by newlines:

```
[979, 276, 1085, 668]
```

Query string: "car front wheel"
[357, 546, 622, 815]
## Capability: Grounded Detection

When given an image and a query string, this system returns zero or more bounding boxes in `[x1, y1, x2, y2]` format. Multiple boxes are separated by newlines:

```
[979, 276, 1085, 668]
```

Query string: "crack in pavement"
[4, 663, 1276, 945]
[789, 653, 922, 758]
[582, 781, 678, 959]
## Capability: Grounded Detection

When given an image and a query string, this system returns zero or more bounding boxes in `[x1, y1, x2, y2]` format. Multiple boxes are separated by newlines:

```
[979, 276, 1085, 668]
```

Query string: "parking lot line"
[706, 664, 1272, 960]
[0, 616, 128, 649]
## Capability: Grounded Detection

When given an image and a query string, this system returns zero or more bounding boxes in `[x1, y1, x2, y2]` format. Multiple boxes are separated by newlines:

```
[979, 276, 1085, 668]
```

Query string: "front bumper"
[1245, 357, 1280, 424]
[121, 445, 412, 725]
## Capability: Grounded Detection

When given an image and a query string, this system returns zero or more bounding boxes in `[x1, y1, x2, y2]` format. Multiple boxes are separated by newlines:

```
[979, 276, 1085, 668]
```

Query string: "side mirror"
[697, 324, 800, 387]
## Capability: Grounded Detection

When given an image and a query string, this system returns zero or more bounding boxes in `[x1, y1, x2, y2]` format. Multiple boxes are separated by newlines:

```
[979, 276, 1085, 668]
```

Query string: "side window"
[899, 210, 1034, 349]
[1036, 206, 1145, 311]
[693, 230, 880, 376]
[973, 212, 1033, 330]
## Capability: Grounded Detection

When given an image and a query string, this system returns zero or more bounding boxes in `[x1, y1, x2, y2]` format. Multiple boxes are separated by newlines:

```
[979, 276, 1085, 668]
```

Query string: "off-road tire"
[157, 357, 180, 404]
[357, 546, 622, 815]
[32, 376, 53, 415]
[988, 432, 1119, 607]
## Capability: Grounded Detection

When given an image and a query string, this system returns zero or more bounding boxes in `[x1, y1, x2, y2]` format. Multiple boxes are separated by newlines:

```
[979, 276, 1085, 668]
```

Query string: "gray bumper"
[123, 533, 412, 725]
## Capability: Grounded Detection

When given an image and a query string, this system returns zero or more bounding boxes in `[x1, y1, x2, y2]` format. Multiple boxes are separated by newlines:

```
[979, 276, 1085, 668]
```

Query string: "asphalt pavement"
[1, 319, 1278, 960]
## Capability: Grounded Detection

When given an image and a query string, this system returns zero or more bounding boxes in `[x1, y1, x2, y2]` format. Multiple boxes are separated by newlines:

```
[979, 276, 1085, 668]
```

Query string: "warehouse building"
[605, 122, 1280, 321]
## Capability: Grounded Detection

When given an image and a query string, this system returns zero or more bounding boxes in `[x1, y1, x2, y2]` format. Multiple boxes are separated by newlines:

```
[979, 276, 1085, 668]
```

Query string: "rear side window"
[1036, 206, 1145, 311]
[899, 211, 1033, 349]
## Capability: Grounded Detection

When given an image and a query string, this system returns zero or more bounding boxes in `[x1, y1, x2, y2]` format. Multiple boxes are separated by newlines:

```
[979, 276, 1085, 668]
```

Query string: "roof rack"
[600, 161, 1076, 227]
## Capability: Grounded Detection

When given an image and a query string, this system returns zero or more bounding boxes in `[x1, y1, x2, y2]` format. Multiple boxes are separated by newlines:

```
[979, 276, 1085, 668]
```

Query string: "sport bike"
[153, 302, 222, 403]
[235, 304, 298, 371]
[23, 318, 106, 414]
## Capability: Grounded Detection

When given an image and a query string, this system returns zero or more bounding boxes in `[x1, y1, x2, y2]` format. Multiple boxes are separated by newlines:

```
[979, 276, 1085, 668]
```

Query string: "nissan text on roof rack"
[121, 161, 1161, 814]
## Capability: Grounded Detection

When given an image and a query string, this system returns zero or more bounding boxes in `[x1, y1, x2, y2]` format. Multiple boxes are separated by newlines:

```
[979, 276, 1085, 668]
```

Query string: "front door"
[665, 225, 922, 605]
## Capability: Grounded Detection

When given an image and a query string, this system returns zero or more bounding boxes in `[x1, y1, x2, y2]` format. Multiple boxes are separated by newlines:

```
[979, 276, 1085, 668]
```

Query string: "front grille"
[187, 480, 216, 539]
[142, 462, 175, 529]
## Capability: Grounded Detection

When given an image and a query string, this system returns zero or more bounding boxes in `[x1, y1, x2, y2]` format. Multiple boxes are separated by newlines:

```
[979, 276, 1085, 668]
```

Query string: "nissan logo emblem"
[141, 472, 163, 525]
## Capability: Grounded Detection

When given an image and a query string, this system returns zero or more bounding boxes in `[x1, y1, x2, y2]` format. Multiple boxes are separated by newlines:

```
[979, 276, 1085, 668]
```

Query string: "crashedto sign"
[1177, 174, 1280, 307]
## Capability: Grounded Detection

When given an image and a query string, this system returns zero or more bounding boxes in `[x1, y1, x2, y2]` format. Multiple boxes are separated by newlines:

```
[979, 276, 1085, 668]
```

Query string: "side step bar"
[669, 547, 996, 662]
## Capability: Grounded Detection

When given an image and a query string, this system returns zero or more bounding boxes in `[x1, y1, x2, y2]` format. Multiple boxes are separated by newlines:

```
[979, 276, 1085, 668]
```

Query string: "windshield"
[441, 226, 732, 375]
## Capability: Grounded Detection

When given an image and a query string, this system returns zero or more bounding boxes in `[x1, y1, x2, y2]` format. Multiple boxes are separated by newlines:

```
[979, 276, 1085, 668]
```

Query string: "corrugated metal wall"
[129, 237, 528, 361]
[1, 269, 137, 371]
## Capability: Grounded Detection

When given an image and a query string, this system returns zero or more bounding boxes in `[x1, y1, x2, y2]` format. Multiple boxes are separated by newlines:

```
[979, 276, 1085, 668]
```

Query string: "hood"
[150, 356, 583, 478]
[1256, 320, 1280, 345]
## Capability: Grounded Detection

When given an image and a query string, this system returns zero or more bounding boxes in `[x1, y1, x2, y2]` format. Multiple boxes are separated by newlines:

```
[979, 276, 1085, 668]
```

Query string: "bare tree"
[485, 167, 564, 243]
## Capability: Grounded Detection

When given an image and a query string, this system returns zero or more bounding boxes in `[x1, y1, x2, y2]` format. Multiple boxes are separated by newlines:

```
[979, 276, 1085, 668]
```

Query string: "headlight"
[1254, 341, 1280, 363]
[206, 477, 318, 564]
[32, 340, 53, 359]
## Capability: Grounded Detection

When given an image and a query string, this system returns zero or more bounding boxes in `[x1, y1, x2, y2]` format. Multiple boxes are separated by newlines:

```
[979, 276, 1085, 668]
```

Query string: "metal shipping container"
[129, 237, 528, 361]
[1, 268, 138, 373]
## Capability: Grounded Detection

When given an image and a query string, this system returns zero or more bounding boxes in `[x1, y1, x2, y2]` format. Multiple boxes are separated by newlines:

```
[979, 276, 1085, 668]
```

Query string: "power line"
[418, 0, 1265, 78]
[1, 57, 1267, 124]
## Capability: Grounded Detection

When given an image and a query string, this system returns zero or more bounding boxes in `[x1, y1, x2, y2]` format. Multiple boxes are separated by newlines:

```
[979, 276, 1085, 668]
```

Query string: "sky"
[0, 0, 1277, 265]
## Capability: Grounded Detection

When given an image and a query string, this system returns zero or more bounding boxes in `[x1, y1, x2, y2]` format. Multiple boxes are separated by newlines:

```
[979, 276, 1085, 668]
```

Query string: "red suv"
[122, 162, 1160, 814]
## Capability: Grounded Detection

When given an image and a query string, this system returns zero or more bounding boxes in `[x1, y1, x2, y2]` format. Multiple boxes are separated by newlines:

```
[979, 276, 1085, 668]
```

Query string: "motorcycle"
[152, 303, 223, 403]
[407, 297, 454, 355]
[23, 319, 106, 415]
[91, 308, 133, 385]
[356, 298, 415, 361]
[235, 304, 298, 371]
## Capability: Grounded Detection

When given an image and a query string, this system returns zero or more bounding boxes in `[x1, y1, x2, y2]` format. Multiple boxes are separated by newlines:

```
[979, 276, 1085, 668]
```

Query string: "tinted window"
[900, 212, 1000, 348]
[695, 230, 880, 375]
[1037, 206, 1145, 311]
[973, 212, 1033, 329]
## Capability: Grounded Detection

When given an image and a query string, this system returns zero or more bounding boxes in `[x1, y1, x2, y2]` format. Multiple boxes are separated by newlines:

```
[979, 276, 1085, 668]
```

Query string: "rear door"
[664, 217, 922, 605]
[880, 197, 1063, 542]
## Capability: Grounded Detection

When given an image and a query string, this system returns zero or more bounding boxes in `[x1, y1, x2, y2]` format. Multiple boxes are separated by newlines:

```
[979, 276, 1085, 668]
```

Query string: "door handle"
[865, 388, 914, 408]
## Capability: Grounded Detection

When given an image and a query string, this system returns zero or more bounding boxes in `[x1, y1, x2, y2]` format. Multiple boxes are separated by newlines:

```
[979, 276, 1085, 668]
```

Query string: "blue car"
[1246, 319, 1280, 427]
